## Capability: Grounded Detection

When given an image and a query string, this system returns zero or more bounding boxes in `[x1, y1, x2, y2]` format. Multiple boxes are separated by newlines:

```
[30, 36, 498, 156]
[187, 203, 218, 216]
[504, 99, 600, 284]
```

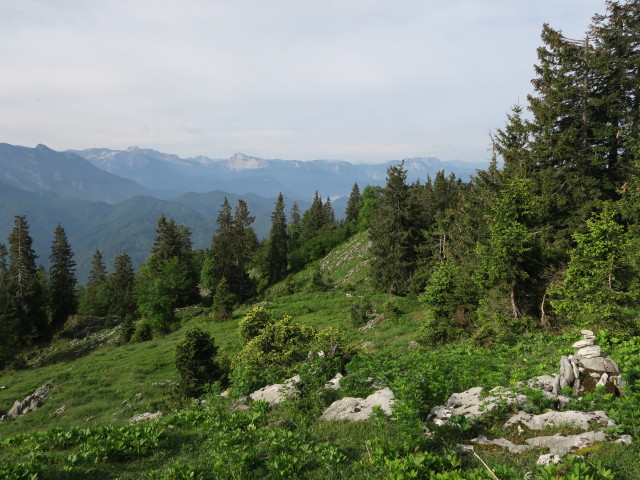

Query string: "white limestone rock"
[250, 375, 300, 406]
[471, 435, 531, 454]
[130, 411, 162, 423]
[321, 387, 395, 421]
[504, 410, 610, 431]
[575, 345, 602, 359]
[525, 431, 607, 456]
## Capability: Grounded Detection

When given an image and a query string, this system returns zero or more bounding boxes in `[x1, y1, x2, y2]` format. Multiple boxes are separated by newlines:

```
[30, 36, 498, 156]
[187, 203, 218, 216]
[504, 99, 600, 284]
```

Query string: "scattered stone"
[321, 387, 395, 421]
[85, 416, 95, 422]
[324, 373, 343, 390]
[249, 376, 300, 406]
[51, 405, 66, 416]
[525, 431, 607, 456]
[537, 454, 563, 466]
[219, 389, 230, 397]
[504, 410, 609, 431]
[227, 396, 251, 412]
[130, 411, 162, 423]
[471, 435, 531, 454]
[5, 381, 54, 418]
[0, 386, 6, 390]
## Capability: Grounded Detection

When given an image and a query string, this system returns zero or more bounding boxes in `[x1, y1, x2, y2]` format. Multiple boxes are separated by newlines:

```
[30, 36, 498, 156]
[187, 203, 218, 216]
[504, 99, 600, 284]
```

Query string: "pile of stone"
[425, 331, 631, 465]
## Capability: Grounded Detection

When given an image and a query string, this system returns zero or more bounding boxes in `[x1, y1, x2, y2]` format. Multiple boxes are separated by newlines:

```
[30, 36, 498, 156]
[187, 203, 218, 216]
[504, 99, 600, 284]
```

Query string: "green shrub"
[130, 319, 153, 343]
[350, 298, 373, 328]
[175, 326, 222, 397]
[238, 306, 272, 344]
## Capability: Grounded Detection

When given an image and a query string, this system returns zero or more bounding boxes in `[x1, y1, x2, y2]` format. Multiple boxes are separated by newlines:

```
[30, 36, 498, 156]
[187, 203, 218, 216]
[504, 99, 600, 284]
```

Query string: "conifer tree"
[80, 250, 109, 316]
[208, 198, 234, 290]
[369, 163, 423, 295]
[5, 215, 48, 345]
[48, 224, 77, 330]
[266, 193, 289, 285]
[231, 200, 256, 300]
[212, 276, 234, 321]
[345, 183, 362, 224]
[108, 251, 136, 318]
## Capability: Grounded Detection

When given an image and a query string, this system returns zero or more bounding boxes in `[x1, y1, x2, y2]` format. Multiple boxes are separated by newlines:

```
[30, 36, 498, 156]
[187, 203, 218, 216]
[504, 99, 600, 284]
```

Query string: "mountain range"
[0, 142, 485, 281]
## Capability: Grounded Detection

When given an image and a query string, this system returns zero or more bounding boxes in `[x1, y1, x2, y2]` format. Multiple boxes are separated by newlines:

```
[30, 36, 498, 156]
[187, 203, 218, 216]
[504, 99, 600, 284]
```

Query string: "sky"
[0, 0, 606, 164]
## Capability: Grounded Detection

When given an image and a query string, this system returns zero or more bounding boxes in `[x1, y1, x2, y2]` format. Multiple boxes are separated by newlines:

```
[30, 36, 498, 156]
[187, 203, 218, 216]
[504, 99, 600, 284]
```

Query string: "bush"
[175, 326, 222, 397]
[350, 298, 373, 328]
[238, 306, 272, 344]
[130, 320, 153, 343]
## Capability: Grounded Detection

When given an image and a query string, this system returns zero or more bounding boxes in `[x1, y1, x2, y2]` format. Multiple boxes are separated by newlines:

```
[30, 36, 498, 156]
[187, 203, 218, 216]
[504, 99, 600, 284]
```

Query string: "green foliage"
[417, 261, 466, 347]
[175, 326, 221, 397]
[231, 314, 316, 395]
[549, 203, 636, 331]
[48, 224, 78, 331]
[107, 251, 137, 319]
[79, 250, 109, 317]
[238, 306, 273, 344]
[350, 297, 373, 328]
[212, 276, 234, 322]
[130, 319, 153, 343]
[369, 162, 424, 295]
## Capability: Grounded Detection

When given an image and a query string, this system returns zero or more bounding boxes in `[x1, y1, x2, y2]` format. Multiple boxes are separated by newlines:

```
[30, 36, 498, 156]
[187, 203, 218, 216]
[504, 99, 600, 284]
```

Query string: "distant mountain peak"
[226, 153, 268, 171]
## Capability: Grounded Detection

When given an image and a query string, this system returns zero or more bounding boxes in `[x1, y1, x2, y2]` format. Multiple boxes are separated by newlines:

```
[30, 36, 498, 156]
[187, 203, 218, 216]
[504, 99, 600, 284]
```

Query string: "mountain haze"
[72, 148, 483, 199]
[0, 143, 154, 203]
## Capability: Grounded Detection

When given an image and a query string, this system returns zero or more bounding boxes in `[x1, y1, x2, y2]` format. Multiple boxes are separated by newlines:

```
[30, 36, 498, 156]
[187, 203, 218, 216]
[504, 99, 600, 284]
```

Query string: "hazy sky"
[1, 0, 605, 163]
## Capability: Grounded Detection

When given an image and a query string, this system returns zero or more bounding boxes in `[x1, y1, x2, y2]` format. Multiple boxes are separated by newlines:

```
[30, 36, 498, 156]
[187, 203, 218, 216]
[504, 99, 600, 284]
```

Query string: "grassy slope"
[2, 231, 639, 479]
[0, 231, 422, 437]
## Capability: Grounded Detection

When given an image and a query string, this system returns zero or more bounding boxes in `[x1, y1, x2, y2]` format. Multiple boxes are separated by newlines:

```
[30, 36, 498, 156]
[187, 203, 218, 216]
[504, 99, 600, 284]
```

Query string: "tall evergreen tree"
[48, 224, 77, 330]
[80, 250, 109, 316]
[5, 215, 48, 345]
[147, 215, 199, 307]
[369, 163, 423, 295]
[266, 193, 289, 285]
[108, 251, 136, 318]
[345, 183, 362, 224]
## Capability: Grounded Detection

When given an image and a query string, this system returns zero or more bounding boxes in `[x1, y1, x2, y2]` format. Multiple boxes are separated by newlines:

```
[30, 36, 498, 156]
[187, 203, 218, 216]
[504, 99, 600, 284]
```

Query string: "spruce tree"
[369, 163, 423, 295]
[6, 215, 48, 345]
[345, 183, 362, 224]
[108, 251, 136, 318]
[48, 224, 77, 330]
[212, 276, 234, 322]
[80, 250, 109, 316]
[231, 200, 256, 300]
[266, 193, 289, 285]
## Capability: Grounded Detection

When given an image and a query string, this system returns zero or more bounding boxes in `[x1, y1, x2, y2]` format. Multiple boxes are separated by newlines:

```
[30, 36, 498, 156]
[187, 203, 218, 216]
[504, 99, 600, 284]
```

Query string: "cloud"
[0, 0, 605, 162]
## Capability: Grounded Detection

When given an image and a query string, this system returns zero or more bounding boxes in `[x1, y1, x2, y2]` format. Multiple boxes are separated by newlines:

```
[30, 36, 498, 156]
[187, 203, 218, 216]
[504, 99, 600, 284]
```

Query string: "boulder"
[429, 386, 527, 424]
[559, 356, 575, 389]
[504, 410, 610, 431]
[249, 376, 300, 406]
[324, 373, 343, 390]
[321, 387, 394, 421]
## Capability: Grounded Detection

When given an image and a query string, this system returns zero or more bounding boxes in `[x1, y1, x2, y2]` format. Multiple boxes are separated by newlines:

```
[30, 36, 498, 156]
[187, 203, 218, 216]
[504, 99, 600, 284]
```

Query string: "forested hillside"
[2, 2, 640, 479]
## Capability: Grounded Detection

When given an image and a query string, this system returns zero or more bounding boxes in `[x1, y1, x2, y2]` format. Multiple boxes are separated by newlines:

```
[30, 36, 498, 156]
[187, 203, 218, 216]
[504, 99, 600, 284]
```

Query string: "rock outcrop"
[321, 387, 395, 421]
[1, 381, 54, 420]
